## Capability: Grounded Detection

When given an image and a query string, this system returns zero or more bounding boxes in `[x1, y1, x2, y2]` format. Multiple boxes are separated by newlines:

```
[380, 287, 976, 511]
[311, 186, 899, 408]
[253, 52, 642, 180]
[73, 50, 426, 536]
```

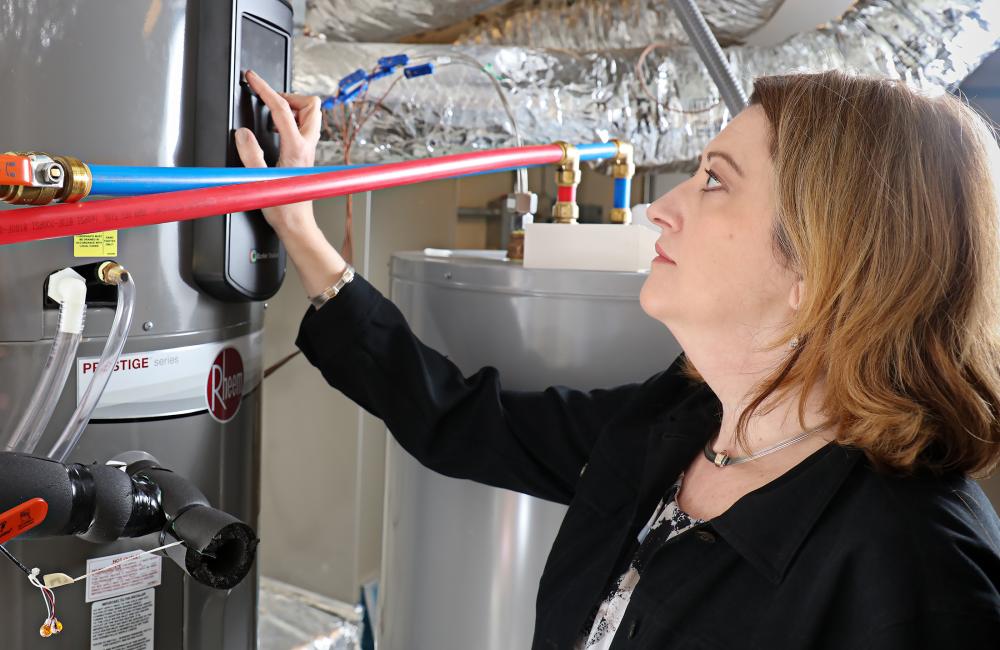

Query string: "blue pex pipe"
[88, 165, 353, 197]
[578, 142, 618, 162]
[88, 142, 622, 196]
[613, 177, 631, 209]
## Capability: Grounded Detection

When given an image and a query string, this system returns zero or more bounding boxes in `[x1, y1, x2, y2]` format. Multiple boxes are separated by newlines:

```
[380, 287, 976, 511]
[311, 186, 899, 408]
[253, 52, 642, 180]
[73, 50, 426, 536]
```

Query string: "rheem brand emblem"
[207, 347, 244, 422]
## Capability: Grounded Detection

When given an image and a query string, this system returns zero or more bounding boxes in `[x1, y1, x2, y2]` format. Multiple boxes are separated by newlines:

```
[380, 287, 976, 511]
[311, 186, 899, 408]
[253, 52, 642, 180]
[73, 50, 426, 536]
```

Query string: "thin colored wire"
[28, 570, 55, 621]
[0, 543, 31, 575]
[68, 540, 183, 584]
[409, 52, 528, 193]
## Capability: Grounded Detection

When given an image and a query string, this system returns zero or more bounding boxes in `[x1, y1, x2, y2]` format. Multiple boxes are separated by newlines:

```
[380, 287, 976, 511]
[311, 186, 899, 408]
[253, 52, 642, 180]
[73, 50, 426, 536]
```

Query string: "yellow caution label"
[74, 231, 118, 258]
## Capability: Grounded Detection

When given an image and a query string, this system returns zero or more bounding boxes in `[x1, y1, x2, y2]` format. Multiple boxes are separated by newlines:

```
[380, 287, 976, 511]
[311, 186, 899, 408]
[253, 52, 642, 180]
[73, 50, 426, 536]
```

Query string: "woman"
[236, 69, 1000, 648]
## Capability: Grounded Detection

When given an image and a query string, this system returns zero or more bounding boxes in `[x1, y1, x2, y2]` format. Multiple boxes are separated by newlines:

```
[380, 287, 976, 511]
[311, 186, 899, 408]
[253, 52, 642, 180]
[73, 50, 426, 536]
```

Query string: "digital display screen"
[237, 16, 287, 167]
[240, 16, 286, 91]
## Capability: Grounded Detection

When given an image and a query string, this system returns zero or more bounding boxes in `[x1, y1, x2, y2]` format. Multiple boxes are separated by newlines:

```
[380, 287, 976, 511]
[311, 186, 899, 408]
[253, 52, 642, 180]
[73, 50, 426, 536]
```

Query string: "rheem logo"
[206, 347, 244, 423]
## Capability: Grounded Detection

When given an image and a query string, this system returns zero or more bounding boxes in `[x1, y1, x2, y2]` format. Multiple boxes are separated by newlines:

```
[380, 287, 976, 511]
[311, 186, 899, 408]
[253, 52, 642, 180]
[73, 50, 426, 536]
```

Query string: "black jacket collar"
[641, 377, 864, 585]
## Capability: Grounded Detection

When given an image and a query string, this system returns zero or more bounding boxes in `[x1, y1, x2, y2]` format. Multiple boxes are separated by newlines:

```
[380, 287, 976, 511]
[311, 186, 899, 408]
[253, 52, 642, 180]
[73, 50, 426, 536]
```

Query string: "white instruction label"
[85, 550, 162, 603]
[91, 588, 154, 650]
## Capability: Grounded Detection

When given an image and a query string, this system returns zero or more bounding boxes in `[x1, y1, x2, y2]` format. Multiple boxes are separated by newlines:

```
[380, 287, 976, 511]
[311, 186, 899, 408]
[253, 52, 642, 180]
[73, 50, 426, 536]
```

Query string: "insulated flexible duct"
[669, 0, 748, 115]
[457, 0, 786, 49]
[305, 0, 509, 42]
[294, 0, 1000, 169]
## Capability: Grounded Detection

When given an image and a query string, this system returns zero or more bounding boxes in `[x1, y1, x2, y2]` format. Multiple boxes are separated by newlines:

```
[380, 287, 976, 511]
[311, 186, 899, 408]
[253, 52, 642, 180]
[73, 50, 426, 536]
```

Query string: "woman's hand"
[234, 69, 321, 233]
[234, 69, 349, 298]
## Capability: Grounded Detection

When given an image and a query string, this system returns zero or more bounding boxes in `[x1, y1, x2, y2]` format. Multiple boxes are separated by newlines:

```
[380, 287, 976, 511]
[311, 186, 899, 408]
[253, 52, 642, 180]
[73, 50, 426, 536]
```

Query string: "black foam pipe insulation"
[0, 452, 258, 590]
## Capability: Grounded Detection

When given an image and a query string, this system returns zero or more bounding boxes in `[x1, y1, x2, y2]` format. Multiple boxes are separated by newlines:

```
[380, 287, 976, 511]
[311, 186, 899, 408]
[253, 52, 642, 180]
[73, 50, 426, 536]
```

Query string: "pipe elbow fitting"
[611, 140, 636, 180]
[47, 268, 88, 334]
[129, 462, 258, 591]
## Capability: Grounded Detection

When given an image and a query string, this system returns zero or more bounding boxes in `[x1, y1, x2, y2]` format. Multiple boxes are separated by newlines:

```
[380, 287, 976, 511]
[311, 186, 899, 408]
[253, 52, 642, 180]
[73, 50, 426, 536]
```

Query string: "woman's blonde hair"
[692, 70, 1000, 477]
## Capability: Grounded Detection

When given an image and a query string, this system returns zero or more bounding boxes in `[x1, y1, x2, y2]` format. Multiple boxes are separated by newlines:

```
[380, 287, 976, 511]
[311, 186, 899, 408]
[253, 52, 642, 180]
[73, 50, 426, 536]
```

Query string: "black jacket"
[296, 273, 1000, 649]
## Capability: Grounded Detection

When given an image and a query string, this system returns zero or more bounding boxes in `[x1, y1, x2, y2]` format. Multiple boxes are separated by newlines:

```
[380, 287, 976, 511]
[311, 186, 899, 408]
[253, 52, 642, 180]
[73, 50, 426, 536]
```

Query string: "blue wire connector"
[339, 68, 367, 89]
[338, 82, 368, 105]
[403, 63, 434, 79]
[368, 67, 395, 82]
[322, 56, 430, 110]
[378, 54, 409, 69]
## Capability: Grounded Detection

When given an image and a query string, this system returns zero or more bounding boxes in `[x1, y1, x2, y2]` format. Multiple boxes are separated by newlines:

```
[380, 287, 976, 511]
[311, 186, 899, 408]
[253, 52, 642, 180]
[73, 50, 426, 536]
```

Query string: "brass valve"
[552, 141, 581, 225]
[0, 152, 92, 205]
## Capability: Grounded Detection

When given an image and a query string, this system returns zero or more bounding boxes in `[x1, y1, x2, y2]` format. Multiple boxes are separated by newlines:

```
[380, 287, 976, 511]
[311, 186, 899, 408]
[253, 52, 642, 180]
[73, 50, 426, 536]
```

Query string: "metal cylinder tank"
[0, 1, 290, 648]
[381, 251, 682, 650]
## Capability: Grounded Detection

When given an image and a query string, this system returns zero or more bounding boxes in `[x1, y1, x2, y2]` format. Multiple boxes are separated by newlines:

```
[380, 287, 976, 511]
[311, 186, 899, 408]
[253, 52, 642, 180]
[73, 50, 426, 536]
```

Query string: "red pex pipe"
[0, 144, 566, 246]
[556, 185, 577, 204]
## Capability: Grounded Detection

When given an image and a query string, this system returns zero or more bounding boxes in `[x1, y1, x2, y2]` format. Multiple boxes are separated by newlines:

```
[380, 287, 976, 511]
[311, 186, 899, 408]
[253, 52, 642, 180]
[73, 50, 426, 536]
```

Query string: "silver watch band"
[309, 265, 355, 310]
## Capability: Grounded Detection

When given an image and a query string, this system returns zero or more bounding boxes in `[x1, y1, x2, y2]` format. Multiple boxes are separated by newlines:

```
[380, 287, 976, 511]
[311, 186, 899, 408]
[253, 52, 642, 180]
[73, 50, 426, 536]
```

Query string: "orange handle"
[0, 154, 33, 186]
[0, 498, 48, 545]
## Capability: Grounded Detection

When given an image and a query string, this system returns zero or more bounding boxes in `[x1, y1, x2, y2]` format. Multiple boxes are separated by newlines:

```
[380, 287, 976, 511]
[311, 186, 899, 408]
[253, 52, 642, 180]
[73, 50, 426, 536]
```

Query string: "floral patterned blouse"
[576, 472, 705, 650]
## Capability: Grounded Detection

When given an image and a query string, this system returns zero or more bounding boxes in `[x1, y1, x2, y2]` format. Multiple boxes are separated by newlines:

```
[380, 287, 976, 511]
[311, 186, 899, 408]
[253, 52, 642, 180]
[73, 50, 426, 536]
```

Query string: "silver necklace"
[703, 423, 830, 468]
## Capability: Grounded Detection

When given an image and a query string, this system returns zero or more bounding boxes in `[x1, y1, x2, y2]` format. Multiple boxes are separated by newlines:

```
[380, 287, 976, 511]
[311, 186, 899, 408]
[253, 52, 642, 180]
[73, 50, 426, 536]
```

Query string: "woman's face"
[640, 105, 800, 339]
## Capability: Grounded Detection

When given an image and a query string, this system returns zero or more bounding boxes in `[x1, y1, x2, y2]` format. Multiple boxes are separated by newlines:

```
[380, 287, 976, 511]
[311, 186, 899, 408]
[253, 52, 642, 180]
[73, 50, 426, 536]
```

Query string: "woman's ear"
[788, 278, 805, 311]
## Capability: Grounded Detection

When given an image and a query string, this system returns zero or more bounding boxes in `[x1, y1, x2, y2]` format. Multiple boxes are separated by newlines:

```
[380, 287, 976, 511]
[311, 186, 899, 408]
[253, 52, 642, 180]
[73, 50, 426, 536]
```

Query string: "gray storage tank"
[381, 251, 682, 650]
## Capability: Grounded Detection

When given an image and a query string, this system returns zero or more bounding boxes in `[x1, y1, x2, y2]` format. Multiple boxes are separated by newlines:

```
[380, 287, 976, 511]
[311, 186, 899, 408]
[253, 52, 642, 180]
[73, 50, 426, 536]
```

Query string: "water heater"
[0, 1, 291, 648]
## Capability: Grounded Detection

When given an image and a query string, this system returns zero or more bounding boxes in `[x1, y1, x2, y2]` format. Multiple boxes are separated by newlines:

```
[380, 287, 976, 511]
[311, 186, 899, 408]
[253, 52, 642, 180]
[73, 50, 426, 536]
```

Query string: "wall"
[259, 182, 458, 600]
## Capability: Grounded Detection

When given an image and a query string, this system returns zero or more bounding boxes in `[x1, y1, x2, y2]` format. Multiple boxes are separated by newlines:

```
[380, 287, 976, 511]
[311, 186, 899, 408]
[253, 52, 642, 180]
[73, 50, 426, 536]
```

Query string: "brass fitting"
[610, 140, 636, 225]
[611, 140, 635, 180]
[506, 230, 525, 262]
[0, 152, 92, 205]
[553, 141, 581, 225]
[98, 261, 129, 286]
[609, 207, 631, 225]
[554, 141, 582, 186]
[552, 202, 580, 224]
[52, 155, 92, 203]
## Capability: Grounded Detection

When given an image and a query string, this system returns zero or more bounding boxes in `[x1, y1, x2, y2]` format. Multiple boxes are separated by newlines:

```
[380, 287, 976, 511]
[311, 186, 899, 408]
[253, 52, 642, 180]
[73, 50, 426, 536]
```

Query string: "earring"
[789, 336, 800, 350]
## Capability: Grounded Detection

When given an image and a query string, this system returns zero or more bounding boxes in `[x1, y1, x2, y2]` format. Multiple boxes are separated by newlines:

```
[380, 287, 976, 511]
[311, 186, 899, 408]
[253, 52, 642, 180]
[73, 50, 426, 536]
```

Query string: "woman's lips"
[654, 243, 676, 265]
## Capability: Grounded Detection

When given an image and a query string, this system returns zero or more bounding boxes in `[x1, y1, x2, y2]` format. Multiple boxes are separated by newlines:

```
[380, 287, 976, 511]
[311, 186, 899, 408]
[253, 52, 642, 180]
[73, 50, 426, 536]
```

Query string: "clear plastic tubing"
[48, 272, 135, 463]
[3, 330, 82, 453]
[3, 271, 87, 454]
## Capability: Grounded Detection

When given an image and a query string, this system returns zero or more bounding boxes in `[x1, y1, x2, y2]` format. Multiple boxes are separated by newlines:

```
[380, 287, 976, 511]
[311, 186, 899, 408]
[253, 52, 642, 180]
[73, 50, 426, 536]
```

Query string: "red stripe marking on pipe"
[556, 185, 576, 203]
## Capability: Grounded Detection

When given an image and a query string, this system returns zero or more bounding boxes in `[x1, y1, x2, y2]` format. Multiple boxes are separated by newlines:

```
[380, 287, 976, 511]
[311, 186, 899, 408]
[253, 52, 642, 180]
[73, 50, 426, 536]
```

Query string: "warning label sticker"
[74, 231, 118, 257]
[91, 588, 154, 650]
[85, 550, 162, 604]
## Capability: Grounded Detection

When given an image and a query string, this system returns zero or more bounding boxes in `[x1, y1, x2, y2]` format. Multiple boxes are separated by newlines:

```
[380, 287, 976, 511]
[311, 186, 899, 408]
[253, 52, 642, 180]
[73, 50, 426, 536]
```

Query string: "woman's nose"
[647, 190, 683, 233]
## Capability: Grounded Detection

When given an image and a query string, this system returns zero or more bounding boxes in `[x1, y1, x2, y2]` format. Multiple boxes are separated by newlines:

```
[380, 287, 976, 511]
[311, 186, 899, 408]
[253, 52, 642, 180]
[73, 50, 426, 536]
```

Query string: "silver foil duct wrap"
[294, 0, 1000, 170]
[258, 577, 361, 650]
[456, 0, 787, 49]
[304, 0, 509, 42]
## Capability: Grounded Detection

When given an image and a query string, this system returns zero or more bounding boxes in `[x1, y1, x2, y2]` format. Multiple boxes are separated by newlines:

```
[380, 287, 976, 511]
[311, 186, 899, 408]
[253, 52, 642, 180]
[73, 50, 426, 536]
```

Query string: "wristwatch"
[309, 264, 355, 310]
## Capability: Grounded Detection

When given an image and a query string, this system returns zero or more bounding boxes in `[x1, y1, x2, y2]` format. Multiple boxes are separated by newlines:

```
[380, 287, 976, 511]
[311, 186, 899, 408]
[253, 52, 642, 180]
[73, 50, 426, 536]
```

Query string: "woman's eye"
[702, 169, 722, 191]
